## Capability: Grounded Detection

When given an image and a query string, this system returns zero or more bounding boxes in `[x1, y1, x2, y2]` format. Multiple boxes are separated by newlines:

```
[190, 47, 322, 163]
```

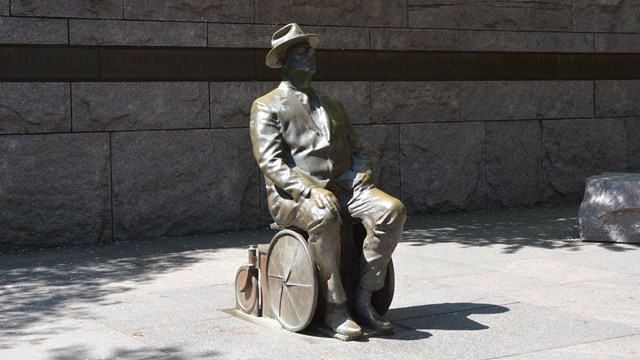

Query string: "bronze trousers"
[268, 184, 406, 304]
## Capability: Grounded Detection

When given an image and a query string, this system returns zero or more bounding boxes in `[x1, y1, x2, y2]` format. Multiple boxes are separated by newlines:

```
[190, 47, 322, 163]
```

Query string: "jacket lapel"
[280, 83, 323, 135]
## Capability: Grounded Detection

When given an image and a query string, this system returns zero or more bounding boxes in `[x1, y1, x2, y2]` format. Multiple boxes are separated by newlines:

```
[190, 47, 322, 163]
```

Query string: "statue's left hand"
[353, 171, 374, 191]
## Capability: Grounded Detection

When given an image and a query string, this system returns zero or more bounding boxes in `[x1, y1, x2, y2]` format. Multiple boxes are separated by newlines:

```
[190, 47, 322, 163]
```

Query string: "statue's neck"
[282, 72, 313, 94]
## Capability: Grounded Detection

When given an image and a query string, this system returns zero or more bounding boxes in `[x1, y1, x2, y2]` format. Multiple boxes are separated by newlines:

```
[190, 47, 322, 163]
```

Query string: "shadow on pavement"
[385, 302, 511, 341]
[401, 205, 637, 253]
[0, 229, 271, 348]
[48, 345, 218, 360]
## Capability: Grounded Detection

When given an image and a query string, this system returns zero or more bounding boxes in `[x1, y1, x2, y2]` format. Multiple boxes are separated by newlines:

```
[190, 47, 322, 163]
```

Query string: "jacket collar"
[279, 82, 325, 135]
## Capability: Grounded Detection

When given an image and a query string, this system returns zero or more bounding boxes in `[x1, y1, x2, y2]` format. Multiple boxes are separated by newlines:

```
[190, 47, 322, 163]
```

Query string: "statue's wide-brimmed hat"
[265, 23, 320, 69]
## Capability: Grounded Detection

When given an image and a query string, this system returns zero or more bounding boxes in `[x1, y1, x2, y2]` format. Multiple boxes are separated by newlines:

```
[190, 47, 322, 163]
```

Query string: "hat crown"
[271, 23, 306, 49]
[264, 23, 319, 69]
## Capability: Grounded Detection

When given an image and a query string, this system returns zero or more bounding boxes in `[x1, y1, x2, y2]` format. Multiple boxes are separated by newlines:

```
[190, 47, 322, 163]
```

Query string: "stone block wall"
[2, 1, 640, 248]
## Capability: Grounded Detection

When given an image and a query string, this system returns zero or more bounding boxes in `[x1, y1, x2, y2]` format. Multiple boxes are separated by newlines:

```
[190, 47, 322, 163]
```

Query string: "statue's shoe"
[325, 303, 362, 337]
[353, 290, 393, 332]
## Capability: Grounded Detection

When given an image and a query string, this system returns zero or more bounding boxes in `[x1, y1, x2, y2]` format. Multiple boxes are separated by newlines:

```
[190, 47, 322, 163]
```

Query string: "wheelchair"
[235, 221, 395, 333]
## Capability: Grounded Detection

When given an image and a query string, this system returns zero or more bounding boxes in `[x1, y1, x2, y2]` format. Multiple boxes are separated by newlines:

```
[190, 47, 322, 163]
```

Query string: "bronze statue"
[250, 23, 406, 337]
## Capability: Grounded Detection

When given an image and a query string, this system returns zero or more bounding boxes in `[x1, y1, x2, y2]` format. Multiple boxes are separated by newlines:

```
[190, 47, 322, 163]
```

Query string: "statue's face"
[281, 42, 316, 74]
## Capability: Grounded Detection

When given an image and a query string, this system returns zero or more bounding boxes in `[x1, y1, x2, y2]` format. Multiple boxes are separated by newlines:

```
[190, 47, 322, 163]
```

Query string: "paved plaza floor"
[1, 205, 639, 359]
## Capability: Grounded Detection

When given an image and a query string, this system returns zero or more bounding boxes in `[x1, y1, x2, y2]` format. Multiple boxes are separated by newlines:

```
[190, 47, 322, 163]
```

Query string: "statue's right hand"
[309, 188, 340, 215]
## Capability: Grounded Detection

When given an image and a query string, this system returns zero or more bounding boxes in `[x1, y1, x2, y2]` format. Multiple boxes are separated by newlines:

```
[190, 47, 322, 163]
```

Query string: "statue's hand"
[309, 188, 340, 215]
[353, 171, 374, 191]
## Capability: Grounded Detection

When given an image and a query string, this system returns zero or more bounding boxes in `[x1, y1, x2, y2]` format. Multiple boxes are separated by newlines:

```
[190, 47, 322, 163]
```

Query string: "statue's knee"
[386, 198, 406, 218]
[308, 206, 341, 229]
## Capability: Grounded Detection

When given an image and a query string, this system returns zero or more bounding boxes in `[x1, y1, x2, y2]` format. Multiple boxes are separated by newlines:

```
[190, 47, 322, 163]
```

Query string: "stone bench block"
[579, 173, 640, 243]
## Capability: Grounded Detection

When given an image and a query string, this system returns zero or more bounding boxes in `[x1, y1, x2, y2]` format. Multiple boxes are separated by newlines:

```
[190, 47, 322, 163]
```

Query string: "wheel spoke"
[283, 282, 313, 287]
[288, 257, 309, 274]
[277, 281, 285, 317]
[283, 286, 302, 322]
[284, 242, 300, 278]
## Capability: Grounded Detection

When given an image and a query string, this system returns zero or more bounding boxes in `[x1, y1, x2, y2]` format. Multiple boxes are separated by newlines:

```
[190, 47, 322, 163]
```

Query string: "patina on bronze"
[249, 23, 407, 337]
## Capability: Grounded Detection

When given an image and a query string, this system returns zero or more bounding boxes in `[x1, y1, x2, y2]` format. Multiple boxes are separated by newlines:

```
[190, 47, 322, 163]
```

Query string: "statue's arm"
[250, 100, 315, 201]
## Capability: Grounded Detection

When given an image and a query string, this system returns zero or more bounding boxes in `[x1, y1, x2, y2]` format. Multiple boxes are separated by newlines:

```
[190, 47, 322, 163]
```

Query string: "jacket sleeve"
[250, 100, 316, 201]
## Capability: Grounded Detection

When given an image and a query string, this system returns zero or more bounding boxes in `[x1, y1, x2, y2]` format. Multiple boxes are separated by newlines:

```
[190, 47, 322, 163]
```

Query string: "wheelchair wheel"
[234, 265, 258, 314]
[371, 258, 395, 315]
[265, 230, 318, 332]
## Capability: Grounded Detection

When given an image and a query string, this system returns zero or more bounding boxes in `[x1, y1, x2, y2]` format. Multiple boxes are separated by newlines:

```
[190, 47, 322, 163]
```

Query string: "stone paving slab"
[506, 334, 640, 360]
[2, 205, 639, 359]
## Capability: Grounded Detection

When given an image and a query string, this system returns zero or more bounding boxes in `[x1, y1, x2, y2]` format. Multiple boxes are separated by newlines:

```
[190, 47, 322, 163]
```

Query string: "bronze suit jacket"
[250, 82, 372, 205]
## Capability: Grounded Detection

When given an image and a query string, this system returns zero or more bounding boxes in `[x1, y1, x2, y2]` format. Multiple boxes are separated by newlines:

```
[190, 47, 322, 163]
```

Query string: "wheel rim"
[372, 258, 395, 315]
[266, 230, 317, 332]
[235, 266, 258, 314]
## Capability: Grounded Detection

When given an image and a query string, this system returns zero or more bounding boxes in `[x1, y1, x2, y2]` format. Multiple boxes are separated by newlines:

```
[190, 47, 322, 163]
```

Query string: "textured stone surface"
[124, 0, 253, 22]
[208, 24, 369, 49]
[212, 81, 371, 128]
[574, 0, 640, 33]
[486, 121, 542, 208]
[371, 81, 460, 123]
[305, 25, 370, 50]
[595, 33, 640, 53]
[370, 28, 459, 51]
[207, 24, 370, 50]
[579, 173, 640, 243]
[627, 118, 640, 172]
[399, 122, 486, 213]
[462, 81, 593, 121]
[0, 83, 71, 134]
[543, 118, 628, 204]
[0, 16, 67, 44]
[315, 81, 371, 124]
[208, 23, 278, 48]
[72, 82, 208, 132]
[255, 0, 407, 27]
[211, 81, 370, 128]
[0, 133, 111, 248]
[408, 0, 572, 31]
[596, 80, 640, 118]
[461, 31, 594, 52]
[12, 0, 122, 19]
[356, 124, 401, 199]
[210, 82, 273, 128]
[0, 1, 8, 15]
[69, 19, 206, 46]
[111, 129, 260, 241]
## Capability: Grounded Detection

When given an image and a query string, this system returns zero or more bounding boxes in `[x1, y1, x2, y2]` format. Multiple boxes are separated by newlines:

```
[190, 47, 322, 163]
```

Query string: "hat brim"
[265, 34, 320, 69]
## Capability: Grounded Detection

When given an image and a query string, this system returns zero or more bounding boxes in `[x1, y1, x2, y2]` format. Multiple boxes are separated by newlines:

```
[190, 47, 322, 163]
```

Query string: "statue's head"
[265, 23, 320, 74]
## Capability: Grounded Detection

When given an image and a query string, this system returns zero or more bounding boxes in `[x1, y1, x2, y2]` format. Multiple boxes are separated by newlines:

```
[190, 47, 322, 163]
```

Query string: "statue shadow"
[382, 302, 511, 341]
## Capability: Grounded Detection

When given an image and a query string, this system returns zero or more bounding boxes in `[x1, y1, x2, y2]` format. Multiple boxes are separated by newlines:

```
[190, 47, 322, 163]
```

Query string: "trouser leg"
[348, 187, 407, 291]
[288, 199, 347, 304]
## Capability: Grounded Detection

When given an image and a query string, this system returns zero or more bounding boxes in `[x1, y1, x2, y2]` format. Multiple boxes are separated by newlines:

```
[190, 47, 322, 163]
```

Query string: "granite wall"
[2, 1, 639, 248]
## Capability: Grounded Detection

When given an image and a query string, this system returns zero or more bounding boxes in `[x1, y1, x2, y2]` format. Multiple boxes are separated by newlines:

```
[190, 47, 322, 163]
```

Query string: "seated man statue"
[250, 23, 406, 337]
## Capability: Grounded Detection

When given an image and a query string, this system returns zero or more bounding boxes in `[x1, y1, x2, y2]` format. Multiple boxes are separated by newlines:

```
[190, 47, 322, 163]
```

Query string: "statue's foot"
[325, 302, 362, 337]
[353, 287, 393, 332]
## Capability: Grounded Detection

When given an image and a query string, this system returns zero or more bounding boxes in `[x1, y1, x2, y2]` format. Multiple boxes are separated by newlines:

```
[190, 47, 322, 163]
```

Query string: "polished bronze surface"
[265, 230, 318, 332]
[249, 24, 406, 337]
[235, 265, 259, 315]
